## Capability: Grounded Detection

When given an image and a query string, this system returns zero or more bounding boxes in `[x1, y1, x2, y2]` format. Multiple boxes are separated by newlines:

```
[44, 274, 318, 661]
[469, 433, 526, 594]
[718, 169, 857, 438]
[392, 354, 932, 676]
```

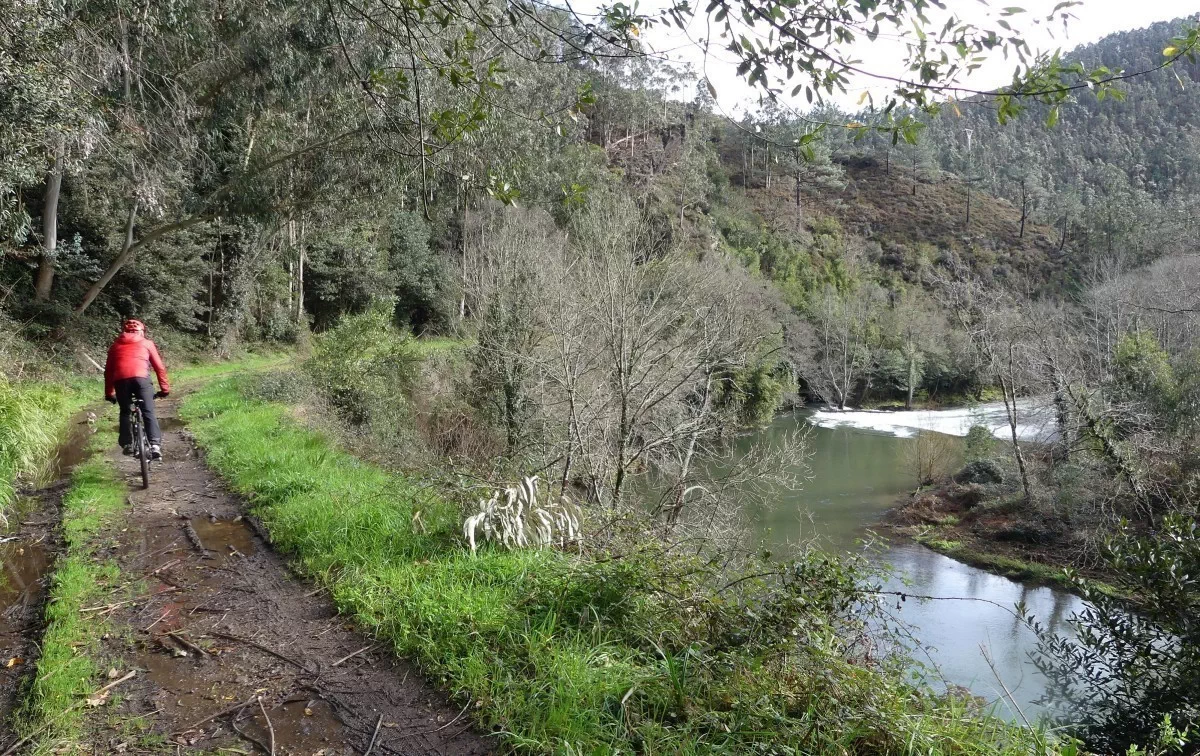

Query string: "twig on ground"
[150, 557, 184, 575]
[81, 598, 136, 614]
[173, 695, 258, 734]
[207, 631, 308, 670]
[144, 609, 172, 632]
[432, 698, 472, 733]
[257, 697, 276, 755]
[229, 700, 274, 755]
[364, 714, 384, 756]
[0, 671, 136, 755]
[331, 645, 375, 667]
[167, 631, 209, 657]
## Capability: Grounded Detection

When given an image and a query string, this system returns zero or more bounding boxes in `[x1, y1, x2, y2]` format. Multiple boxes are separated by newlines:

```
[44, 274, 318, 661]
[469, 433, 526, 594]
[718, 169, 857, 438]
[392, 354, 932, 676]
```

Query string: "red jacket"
[104, 332, 170, 398]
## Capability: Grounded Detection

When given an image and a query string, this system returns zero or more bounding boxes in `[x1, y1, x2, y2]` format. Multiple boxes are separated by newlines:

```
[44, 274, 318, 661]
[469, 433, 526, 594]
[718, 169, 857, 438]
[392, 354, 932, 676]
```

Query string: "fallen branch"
[150, 557, 184, 575]
[173, 695, 259, 734]
[183, 519, 211, 557]
[257, 697, 276, 756]
[144, 609, 171, 632]
[230, 700, 273, 755]
[364, 714, 384, 756]
[80, 598, 136, 614]
[207, 631, 308, 671]
[167, 631, 209, 657]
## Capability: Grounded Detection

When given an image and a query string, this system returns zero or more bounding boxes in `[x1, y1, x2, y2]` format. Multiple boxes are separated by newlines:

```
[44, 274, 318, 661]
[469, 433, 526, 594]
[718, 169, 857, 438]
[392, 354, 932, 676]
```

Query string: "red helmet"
[122, 319, 145, 333]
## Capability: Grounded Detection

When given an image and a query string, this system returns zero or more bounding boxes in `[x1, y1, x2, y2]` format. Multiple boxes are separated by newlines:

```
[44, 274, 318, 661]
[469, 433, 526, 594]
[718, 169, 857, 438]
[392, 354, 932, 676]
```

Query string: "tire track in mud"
[86, 396, 492, 755]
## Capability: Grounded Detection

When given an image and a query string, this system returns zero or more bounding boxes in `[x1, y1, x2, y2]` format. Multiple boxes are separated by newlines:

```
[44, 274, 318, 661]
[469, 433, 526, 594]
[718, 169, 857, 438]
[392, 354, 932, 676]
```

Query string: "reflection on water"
[742, 411, 1085, 720]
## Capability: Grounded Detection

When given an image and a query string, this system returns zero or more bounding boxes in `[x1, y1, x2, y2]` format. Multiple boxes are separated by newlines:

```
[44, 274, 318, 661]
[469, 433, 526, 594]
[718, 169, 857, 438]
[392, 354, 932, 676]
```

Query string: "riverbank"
[886, 482, 1124, 598]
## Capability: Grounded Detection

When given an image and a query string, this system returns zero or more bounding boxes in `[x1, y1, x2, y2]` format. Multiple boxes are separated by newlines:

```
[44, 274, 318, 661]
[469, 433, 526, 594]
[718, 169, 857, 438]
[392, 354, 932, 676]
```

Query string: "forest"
[2, 0, 1200, 752]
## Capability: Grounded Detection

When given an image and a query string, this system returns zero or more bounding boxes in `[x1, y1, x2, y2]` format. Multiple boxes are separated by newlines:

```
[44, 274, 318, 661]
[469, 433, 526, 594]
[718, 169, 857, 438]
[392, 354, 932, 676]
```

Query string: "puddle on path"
[240, 698, 350, 753]
[142, 645, 352, 753]
[45, 414, 98, 483]
[192, 518, 257, 561]
[0, 536, 50, 684]
[0, 539, 49, 627]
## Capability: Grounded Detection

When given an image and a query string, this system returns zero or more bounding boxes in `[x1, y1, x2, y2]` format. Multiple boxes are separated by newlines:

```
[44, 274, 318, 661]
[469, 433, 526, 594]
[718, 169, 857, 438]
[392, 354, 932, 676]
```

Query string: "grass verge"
[0, 378, 93, 513]
[182, 376, 1070, 754]
[14, 448, 126, 749]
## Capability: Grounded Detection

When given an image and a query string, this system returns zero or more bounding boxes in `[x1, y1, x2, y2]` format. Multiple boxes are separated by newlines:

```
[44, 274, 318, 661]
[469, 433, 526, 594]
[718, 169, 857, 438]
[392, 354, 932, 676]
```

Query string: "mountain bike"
[130, 396, 151, 489]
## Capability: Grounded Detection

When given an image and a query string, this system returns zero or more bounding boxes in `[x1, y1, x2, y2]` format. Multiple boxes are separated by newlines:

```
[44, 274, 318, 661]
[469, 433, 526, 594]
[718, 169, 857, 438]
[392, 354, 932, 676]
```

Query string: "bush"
[964, 424, 996, 462]
[250, 369, 313, 404]
[955, 459, 1004, 485]
[1030, 513, 1200, 753]
[305, 306, 419, 428]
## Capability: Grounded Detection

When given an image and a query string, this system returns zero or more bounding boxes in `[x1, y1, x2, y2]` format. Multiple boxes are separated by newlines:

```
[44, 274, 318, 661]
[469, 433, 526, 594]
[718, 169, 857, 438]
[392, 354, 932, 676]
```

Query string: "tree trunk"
[75, 209, 211, 315]
[667, 371, 712, 529]
[999, 370, 1033, 507]
[1018, 179, 1028, 239]
[906, 347, 917, 410]
[297, 245, 305, 323]
[33, 138, 66, 301]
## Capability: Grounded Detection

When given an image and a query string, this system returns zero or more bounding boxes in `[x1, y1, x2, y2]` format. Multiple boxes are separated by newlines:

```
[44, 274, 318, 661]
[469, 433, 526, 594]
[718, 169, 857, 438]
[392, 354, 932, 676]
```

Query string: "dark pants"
[115, 376, 162, 446]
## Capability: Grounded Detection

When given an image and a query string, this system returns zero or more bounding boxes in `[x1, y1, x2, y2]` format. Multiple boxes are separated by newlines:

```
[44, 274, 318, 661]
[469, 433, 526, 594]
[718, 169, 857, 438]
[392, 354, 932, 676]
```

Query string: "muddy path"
[86, 396, 493, 754]
[0, 413, 96, 730]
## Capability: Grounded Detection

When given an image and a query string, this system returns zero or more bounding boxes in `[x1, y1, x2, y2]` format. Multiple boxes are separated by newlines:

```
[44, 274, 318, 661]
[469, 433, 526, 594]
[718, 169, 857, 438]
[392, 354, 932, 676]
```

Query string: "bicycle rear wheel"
[134, 405, 150, 489]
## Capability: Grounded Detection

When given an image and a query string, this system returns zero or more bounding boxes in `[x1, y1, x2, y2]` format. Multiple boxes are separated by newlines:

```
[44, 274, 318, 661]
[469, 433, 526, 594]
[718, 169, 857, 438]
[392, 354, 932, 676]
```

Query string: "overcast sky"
[588, 0, 1200, 115]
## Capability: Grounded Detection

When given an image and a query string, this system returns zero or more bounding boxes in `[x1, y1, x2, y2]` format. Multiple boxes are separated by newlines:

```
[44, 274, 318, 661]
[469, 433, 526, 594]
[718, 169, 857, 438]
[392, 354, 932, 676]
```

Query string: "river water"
[742, 404, 1083, 722]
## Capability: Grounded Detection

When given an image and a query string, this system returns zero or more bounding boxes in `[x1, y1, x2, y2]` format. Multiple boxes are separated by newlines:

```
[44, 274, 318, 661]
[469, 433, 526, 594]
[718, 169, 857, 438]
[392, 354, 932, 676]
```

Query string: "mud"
[0, 411, 97, 730]
[88, 397, 492, 754]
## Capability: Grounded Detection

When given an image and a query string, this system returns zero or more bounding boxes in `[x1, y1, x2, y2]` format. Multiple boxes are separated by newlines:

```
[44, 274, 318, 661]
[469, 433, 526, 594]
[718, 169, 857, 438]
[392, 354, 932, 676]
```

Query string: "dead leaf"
[304, 707, 314, 716]
[86, 691, 109, 707]
[5, 657, 23, 668]
[107, 667, 120, 679]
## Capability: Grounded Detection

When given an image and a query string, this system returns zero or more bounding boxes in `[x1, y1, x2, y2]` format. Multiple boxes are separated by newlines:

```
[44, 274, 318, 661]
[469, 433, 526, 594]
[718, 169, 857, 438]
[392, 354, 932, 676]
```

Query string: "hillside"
[741, 159, 1065, 294]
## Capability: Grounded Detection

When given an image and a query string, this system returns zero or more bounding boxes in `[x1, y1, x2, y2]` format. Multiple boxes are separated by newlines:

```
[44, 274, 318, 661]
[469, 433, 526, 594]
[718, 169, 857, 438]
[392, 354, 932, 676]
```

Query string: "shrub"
[964, 423, 996, 462]
[1030, 513, 1200, 753]
[305, 306, 419, 428]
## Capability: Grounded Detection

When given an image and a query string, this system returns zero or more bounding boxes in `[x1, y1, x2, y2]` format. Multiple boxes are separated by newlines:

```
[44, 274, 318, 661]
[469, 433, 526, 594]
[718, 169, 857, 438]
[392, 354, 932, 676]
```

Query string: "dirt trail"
[87, 396, 492, 754]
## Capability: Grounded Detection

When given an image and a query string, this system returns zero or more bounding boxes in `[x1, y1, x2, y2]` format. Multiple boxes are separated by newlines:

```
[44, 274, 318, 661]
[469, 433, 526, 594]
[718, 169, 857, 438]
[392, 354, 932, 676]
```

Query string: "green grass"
[181, 377, 1072, 754]
[0, 377, 93, 514]
[15, 439, 127, 749]
[171, 352, 291, 383]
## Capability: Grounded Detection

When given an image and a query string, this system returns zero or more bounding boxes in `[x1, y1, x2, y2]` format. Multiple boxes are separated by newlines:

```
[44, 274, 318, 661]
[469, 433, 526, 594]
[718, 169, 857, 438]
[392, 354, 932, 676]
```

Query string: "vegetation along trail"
[4, 387, 491, 754]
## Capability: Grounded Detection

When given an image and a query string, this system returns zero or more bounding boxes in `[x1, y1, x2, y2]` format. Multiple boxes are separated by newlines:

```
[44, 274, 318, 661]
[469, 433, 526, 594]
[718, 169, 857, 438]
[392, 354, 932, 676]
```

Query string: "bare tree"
[804, 281, 885, 409]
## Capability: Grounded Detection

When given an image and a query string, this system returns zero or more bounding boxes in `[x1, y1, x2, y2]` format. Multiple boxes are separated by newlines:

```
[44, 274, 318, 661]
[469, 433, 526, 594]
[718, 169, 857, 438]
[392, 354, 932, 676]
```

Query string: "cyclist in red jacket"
[104, 319, 170, 460]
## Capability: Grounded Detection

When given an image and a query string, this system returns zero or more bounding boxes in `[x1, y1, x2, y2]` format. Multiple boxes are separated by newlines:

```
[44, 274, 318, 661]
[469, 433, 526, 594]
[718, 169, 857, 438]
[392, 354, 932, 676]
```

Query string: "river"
[742, 403, 1083, 722]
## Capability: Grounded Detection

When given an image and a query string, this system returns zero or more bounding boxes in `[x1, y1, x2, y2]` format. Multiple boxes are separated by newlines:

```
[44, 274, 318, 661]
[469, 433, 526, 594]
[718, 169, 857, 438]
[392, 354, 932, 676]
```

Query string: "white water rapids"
[809, 398, 1059, 442]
